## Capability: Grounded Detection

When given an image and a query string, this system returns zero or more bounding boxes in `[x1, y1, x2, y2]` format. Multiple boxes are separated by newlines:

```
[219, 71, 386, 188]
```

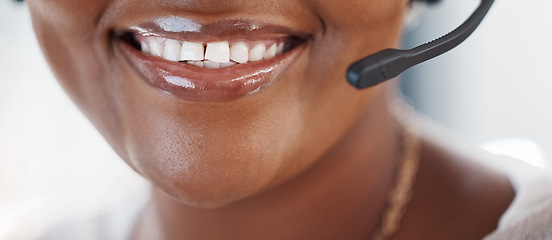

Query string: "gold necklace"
[371, 107, 421, 240]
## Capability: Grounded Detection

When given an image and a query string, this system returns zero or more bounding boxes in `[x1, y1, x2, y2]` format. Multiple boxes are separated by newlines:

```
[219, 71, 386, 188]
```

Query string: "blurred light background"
[400, 0, 552, 169]
[0, 2, 147, 239]
[1, 0, 551, 239]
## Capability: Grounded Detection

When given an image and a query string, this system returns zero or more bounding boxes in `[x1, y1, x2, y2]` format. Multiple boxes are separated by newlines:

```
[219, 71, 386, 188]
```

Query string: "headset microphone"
[347, 0, 494, 89]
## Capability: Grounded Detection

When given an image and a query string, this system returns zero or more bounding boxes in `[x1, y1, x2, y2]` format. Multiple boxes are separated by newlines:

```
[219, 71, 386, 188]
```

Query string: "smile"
[114, 18, 309, 102]
[137, 36, 291, 69]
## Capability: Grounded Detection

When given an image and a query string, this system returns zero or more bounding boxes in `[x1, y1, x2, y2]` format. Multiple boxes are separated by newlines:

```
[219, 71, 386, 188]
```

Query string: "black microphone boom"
[347, 0, 494, 89]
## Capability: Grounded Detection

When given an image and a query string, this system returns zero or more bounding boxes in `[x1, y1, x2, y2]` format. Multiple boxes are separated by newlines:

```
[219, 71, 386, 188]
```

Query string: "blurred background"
[1, 0, 552, 239]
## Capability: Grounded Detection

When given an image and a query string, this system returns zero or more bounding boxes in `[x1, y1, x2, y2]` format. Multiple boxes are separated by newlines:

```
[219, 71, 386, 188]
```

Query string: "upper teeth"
[205, 41, 230, 63]
[180, 41, 204, 61]
[139, 36, 287, 69]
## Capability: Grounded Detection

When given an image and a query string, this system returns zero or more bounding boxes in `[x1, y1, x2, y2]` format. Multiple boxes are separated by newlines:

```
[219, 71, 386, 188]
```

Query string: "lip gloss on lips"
[114, 18, 309, 102]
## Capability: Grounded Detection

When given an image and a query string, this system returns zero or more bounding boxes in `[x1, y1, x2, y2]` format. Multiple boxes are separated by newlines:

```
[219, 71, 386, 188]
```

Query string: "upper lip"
[112, 17, 311, 102]
[125, 17, 312, 43]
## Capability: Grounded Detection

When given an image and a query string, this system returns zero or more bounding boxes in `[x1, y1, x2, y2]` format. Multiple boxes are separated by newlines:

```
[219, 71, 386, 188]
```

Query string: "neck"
[133, 88, 402, 240]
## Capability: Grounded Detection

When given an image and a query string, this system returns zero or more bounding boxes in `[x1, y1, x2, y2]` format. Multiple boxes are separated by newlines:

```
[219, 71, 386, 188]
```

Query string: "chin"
[139, 152, 280, 208]
[120, 117, 287, 208]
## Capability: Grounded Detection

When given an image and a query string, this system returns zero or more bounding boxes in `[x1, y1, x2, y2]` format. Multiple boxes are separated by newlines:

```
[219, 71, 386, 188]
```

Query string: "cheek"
[308, 0, 408, 55]
[309, 0, 408, 24]
[300, 0, 408, 110]
[294, 0, 408, 136]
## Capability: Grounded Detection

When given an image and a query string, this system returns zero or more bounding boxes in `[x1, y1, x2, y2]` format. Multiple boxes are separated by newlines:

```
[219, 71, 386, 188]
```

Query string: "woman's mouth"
[114, 18, 309, 102]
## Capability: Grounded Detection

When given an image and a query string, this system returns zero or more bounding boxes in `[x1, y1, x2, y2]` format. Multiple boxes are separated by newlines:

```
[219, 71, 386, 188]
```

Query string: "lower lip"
[115, 40, 304, 102]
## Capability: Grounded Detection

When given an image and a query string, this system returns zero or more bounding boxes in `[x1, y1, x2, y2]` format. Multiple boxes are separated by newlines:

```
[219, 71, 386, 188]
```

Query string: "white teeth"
[276, 42, 284, 55]
[248, 44, 266, 62]
[141, 41, 150, 54]
[204, 60, 221, 69]
[230, 42, 249, 64]
[220, 62, 237, 68]
[187, 60, 235, 69]
[139, 36, 291, 68]
[263, 43, 277, 60]
[205, 41, 230, 63]
[163, 39, 181, 61]
[180, 41, 204, 61]
[188, 61, 204, 68]
[149, 38, 164, 57]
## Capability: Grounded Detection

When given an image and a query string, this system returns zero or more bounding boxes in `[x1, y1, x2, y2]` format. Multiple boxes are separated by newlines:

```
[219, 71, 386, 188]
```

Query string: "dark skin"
[27, 0, 514, 239]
